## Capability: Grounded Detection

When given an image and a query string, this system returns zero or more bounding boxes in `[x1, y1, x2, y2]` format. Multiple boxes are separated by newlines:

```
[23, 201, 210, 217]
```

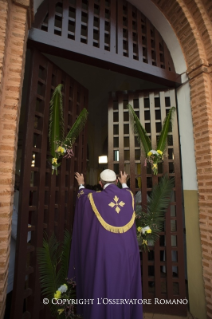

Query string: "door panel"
[108, 90, 187, 316]
[11, 50, 88, 319]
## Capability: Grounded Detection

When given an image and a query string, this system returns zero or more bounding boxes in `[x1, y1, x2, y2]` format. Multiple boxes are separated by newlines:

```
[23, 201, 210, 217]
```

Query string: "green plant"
[49, 84, 88, 174]
[128, 104, 175, 174]
[37, 231, 80, 318]
[135, 175, 174, 251]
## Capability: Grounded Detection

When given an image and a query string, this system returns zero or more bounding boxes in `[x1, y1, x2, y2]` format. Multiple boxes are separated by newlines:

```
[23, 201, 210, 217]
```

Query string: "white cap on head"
[100, 169, 117, 182]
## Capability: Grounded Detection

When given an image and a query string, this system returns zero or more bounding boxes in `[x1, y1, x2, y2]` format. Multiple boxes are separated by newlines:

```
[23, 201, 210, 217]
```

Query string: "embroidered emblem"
[77, 190, 84, 198]
[108, 196, 125, 214]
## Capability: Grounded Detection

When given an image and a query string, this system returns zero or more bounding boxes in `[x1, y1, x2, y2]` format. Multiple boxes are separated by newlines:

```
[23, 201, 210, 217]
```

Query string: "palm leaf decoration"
[135, 175, 174, 251]
[127, 103, 151, 154]
[37, 234, 60, 317]
[57, 230, 72, 285]
[48, 84, 88, 174]
[64, 108, 88, 147]
[157, 106, 175, 152]
[37, 231, 77, 318]
[49, 84, 64, 159]
[128, 103, 175, 175]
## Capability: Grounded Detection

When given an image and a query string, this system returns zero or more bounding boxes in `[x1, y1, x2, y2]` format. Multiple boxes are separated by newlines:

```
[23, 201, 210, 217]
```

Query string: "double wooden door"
[11, 50, 88, 319]
[108, 90, 187, 316]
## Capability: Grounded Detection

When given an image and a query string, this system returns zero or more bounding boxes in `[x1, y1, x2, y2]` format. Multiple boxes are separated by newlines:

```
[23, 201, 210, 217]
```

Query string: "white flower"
[58, 284, 68, 293]
[150, 150, 159, 155]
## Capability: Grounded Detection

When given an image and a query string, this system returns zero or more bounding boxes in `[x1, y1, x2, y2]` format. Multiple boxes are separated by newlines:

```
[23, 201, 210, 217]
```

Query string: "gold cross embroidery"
[77, 190, 84, 198]
[108, 196, 125, 214]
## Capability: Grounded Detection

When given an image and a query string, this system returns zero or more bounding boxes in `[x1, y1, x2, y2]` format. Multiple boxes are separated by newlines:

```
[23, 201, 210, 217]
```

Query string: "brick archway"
[150, 1, 212, 318]
[0, 0, 212, 318]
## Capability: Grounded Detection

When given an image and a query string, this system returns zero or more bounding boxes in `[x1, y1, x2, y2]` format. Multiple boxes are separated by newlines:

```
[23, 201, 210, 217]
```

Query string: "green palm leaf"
[37, 231, 73, 318]
[157, 107, 175, 152]
[127, 104, 151, 154]
[37, 234, 59, 297]
[57, 230, 72, 285]
[49, 84, 64, 158]
[136, 175, 174, 250]
[64, 108, 88, 147]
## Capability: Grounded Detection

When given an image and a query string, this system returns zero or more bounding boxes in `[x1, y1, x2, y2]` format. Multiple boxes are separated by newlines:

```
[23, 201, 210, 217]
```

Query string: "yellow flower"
[137, 227, 142, 232]
[147, 151, 152, 157]
[157, 150, 163, 155]
[52, 158, 57, 164]
[146, 228, 152, 233]
[56, 146, 66, 154]
[54, 290, 61, 299]
[142, 240, 148, 245]
[58, 309, 64, 315]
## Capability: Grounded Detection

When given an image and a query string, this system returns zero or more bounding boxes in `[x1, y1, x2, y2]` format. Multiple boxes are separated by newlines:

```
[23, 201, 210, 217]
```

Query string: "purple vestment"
[68, 184, 143, 319]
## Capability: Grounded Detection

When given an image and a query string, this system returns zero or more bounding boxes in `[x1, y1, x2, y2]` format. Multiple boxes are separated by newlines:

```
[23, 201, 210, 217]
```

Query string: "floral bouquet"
[49, 84, 88, 174]
[53, 281, 81, 318]
[128, 104, 175, 175]
[145, 149, 163, 175]
[135, 175, 174, 251]
[37, 231, 81, 318]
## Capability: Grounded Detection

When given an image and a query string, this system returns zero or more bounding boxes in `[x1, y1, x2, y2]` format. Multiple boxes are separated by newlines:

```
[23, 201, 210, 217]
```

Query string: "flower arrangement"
[49, 84, 88, 174]
[135, 175, 174, 251]
[37, 231, 81, 318]
[145, 149, 163, 174]
[53, 281, 81, 318]
[128, 104, 175, 175]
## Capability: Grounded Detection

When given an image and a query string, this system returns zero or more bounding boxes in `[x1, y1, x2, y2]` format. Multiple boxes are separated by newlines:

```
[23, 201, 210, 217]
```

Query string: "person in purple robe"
[68, 169, 143, 319]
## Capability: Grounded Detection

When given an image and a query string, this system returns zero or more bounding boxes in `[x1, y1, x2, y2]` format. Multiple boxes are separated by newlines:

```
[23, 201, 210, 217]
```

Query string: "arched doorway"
[10, 1, 189, 318]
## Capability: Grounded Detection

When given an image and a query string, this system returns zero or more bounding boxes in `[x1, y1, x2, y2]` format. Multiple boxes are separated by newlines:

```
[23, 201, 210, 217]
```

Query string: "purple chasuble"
[68, 184, 143, 319]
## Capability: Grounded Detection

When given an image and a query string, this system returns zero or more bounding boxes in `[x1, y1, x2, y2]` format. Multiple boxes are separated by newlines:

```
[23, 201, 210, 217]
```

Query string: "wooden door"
[108, 90, 187, 316]
[11, 50, 88, 319]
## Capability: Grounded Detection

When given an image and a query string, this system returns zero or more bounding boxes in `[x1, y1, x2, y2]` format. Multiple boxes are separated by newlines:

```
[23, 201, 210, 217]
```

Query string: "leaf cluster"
[48, 84, 88, 174]
[135, 175, 174, 251]
[37, 230, 72, 318]
[127, 103, 175, 155]
[128, 103, 151, 154]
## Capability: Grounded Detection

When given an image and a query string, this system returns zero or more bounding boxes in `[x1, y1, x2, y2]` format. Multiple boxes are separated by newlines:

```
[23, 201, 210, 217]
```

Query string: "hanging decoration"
[135, 175, 174, 251]
[37, 231, 81, 318]
[49, 84, 88, 174]
[128, 104, 175, 175]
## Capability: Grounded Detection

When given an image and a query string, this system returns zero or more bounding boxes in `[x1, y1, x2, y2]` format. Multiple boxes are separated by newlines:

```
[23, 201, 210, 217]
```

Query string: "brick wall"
[0, 0, 32, 318]
[151, 1, 212, 317]
[0, 0, 212, 318]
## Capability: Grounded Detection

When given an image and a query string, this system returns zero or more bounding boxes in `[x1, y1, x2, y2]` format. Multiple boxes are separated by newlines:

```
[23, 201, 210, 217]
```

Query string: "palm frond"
[157, 107, 175, 152]
[135, 175, 174, 250]
[127, 104, 151, 154]
[49, 84, 64, 158]
[147, 175, 174, 216]
[56, 230, 72, 286]
[64, 108, 88, 147]
[37, 234, 60, 297]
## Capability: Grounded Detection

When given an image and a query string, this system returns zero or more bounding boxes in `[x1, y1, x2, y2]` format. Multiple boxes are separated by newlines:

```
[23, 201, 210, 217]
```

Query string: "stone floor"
[144, 311, 195, 319]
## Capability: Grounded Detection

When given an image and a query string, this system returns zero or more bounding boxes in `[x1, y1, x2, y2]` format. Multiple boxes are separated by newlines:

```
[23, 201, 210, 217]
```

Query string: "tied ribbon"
[64, 148, 74, 159]
[142, 240, 148, 245]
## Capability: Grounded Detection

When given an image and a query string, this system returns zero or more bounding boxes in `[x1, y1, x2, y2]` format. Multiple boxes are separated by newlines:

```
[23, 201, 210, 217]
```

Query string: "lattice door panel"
[34, 0, 175, 72]
[108, 90, 187, 316]
[11, 50, 88, 319]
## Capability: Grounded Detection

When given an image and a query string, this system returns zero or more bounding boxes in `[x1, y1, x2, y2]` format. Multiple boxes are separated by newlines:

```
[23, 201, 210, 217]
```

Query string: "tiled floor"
[144, 312, 194, 319]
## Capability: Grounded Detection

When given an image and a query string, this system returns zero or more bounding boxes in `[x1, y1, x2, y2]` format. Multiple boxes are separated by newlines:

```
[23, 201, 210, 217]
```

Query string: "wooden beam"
[28, 28, 182, 87]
